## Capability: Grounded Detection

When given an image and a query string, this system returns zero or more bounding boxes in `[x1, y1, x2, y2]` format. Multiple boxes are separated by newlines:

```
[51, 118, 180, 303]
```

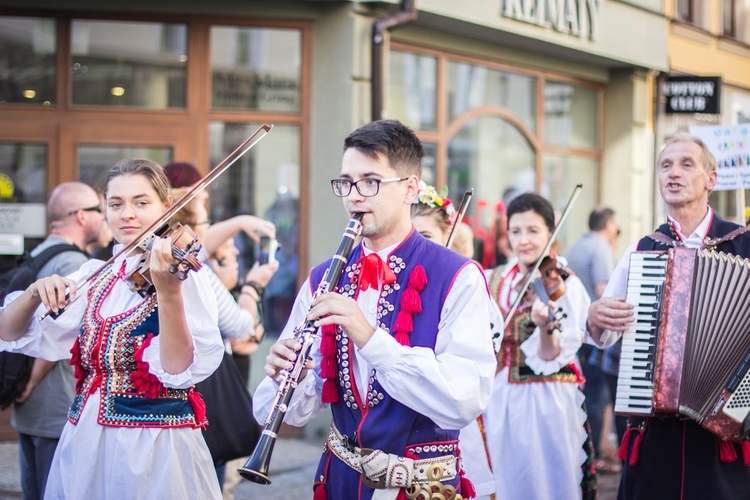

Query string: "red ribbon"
[354, 253, 396, 291]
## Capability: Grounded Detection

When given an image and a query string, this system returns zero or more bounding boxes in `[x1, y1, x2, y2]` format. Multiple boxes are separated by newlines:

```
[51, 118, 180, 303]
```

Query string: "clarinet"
[238, 213, 363, 485]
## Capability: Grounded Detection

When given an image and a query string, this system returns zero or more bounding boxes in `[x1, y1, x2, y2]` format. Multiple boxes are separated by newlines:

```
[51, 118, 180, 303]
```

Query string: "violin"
[529, 256, 569, 334]
[129, 222, 204, 297]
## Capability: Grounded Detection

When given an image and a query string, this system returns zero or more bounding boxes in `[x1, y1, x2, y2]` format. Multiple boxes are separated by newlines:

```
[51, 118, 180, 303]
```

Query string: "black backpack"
[0, 243, 86, 409]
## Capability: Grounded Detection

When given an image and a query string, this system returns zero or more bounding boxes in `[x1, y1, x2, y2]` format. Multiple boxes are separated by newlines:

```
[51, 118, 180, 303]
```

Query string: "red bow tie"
[354, 253, 396, 292]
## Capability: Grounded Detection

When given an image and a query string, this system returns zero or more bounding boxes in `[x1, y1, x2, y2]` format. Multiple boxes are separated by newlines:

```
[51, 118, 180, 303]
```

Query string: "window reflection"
[0, 142, 47, 203]
[448, 117, 536, 233]
[78, 145, 172, 190]
[0, 17, 56, 105]
[448, 61, 537, 133]
[209, 122, 300, 337]
[544, 81, 599, 149]
[389, 51, 437, 130]
[542, 154, 598, 251]
[211, 27, 301, 112]
[71, 20, 187, 108]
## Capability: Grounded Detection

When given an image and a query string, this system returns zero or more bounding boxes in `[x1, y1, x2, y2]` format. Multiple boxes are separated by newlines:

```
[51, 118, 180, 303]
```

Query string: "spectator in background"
[12, 182, 103, 500]
[566, 206, 623, 474]
[450, 222, 476, 260]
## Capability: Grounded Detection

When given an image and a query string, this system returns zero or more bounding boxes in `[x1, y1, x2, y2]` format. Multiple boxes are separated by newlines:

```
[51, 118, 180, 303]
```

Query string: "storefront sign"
[0, 234, 24, 255]
[0, 203, 47, 237]
[501, 0, 602, 40]
[690, 125, 750, 190]
[664, 76, 721, 114]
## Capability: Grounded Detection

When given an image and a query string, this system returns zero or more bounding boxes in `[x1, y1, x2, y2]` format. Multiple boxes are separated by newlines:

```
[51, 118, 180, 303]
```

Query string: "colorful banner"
[689, 125, 750, 190]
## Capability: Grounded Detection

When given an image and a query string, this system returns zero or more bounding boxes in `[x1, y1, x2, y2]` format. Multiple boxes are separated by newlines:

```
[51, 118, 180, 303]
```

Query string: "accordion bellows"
[617, 247, 750, 441]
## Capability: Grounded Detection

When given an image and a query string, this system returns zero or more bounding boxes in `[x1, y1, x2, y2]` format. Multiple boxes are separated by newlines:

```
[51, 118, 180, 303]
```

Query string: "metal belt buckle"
[359, 448, 386, 490]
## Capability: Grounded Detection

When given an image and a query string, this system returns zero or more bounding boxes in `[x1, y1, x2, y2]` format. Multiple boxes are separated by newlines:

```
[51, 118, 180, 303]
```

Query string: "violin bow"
[502, 184, 582, 325]
[39, 124, 273, 320]
[445, 188, 474, 249]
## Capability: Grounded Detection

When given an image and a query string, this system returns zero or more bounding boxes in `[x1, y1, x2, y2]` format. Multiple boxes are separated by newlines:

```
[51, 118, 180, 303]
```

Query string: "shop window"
[78, 145, 173, 190]
[542, 154, 598, 251]
[544, 81, 599, 149]
[71, 20, 187, 108]
[209, 121, 300, 337]
[448, 61, 537, 134]
[0, 17, 56, 105]
[0, 142, 48, 262]
[675, 0, 711, 28]
[210, 27, 301, 112]
[724, 0, 750, 42]
[421, 142, 437, 186]
[389, 51, 437, 131]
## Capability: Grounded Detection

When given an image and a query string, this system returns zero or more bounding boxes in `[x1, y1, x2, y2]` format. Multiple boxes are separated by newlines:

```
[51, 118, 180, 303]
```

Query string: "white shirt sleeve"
[252, 280, 325, 427]
[584, 242, 637, 348]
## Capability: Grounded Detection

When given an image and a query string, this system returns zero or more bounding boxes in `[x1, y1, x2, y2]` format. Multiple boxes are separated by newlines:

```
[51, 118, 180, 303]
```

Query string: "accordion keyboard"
[615, 252, 668, 415]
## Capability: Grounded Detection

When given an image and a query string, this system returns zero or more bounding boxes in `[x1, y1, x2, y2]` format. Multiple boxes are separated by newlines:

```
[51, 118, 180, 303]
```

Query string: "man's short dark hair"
[589, 207, 615, 231]
[343, 120, 423, 178]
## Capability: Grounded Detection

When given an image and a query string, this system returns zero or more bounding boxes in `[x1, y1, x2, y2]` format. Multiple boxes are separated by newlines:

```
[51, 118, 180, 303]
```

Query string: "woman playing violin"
[0, 159, 224, 499]
[484, 192, 595, 500]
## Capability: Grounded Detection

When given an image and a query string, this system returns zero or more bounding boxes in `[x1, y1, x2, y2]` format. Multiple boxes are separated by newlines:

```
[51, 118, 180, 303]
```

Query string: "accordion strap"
[702, 225, 750, 249]
[646, 231, 681, 247]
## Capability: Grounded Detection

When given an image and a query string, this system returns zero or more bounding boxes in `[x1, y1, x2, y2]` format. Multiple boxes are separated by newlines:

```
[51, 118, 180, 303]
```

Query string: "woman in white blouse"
[0, 159, 224, 499]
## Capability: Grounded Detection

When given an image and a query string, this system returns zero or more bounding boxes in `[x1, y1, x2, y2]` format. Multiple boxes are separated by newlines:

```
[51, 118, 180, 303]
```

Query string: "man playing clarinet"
[587, 135, 750, 499]
[253, 119, 497, 499]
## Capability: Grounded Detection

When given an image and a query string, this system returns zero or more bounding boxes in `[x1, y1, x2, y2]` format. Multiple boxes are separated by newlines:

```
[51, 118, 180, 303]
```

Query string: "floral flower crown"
[413, 181, 457, 224]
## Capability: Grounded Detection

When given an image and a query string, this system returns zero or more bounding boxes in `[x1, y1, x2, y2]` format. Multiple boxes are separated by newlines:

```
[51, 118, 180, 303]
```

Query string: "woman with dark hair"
[484, 192, 596, 500]
[0, 159, 224, 499]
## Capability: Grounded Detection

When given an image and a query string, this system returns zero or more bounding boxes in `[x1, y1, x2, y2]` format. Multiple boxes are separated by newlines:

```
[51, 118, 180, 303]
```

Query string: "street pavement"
[1, 435, 621, 500]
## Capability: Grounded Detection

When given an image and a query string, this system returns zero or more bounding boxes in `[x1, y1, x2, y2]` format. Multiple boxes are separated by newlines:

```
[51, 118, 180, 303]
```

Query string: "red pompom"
[394, 331, 411, 347]
[393, 311, 413, 335]
[719, 439, 738, 463]
[188, 389, 208, 429]
[629, 428, 644, 466]
[459, 470, 476, 499]
[401, 288, 422, 315]
[131, 334, 167, 398]
[741, 441, 750, 467]
[313, 484, 327, 500]
[617, 427, 634, 462]
[320, 332, 337, 357]
[320, 356, 337, 379]
[321, 323, 337, 336]
[322, 378, 339, 403]
[408, 265, 427, 291]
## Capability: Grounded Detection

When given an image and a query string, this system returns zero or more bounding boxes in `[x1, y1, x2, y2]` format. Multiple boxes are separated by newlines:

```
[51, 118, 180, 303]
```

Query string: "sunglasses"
[67, 205, 102, 217]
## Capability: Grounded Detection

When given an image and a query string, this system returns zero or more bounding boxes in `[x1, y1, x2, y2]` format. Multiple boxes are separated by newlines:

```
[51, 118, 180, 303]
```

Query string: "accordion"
[615, 246, 750, 441]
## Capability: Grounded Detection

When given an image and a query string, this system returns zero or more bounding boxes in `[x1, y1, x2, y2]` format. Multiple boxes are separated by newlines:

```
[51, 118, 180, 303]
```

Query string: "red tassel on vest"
[188, 389, 208, 429]
[740, 441, 750, 467]
[617, 427, 635, 461]
[322, 378, 339, 403]
[629, 429, 644, 466]
[719, 439, 738, 463]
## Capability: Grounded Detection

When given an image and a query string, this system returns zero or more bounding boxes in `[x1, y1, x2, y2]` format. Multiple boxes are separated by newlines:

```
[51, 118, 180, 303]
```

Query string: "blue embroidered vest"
[310, 230, 474, 498]
[68, 263, 203, 428]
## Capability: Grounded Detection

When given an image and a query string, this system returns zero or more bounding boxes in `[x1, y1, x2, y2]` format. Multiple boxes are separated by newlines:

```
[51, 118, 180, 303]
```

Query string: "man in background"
[566, 206, 623, 473]
[12, 182, 103, 500]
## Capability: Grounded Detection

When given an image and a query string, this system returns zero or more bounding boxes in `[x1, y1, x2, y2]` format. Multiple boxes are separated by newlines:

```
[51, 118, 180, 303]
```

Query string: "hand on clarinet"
[587, 296, 634, 342]
[264, 338, 315, 382]
[308, 293, 375, 350]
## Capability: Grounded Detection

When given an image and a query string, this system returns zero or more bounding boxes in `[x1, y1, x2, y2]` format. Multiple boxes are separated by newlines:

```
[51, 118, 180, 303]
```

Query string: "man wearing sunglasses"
[255, 120, 497, 499]
[11, 181, 103, 500]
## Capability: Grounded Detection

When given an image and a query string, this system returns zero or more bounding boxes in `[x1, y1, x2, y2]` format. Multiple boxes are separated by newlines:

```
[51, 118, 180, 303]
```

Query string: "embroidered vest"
[488, 266, 581, 385]
[310, 231, 474, 496]
[68, 264, 205, 429]
[637, 214, 750, 255]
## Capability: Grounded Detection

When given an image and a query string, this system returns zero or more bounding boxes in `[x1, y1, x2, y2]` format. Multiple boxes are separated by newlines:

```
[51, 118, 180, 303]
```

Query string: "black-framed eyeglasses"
[330, 177, 409, 198]
[67, 205, 102, 217]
